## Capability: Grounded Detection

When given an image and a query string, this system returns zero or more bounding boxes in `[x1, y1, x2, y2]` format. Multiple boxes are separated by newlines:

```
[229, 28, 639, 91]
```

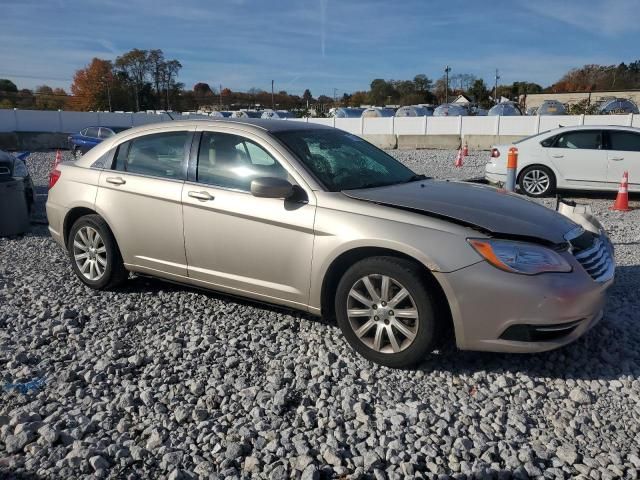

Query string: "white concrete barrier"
[0, 109, 636, 140]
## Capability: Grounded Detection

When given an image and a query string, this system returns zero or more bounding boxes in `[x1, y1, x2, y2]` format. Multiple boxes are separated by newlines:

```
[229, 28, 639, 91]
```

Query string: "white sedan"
[485, 125, 640, 197]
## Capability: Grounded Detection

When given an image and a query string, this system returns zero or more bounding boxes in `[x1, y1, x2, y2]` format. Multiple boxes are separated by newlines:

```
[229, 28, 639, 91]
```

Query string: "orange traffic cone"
[462, 141, 469, 157]
[610, 171, 631, 212]
[454, 149, 464, 168]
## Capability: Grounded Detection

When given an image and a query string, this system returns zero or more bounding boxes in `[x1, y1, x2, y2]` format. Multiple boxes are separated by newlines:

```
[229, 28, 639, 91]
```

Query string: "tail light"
[491, 148, 500, 158]
[48, 169, 61, 189]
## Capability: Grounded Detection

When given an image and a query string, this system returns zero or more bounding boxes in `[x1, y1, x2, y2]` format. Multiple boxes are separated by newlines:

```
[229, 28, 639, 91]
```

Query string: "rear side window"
[554, 130, 602, 149]
[608, 131, 640, 152]
[112, 131, 189, 179]
[99, 128, 115, 139]
[86, 127, 99, 138]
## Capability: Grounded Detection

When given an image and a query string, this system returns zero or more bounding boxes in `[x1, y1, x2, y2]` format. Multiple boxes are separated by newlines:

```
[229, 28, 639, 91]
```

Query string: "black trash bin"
[0, 178, 30, 236]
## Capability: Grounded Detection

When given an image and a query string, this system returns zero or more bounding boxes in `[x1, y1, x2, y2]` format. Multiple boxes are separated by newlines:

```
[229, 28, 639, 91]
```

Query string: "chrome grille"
[573, 236, 614, 282]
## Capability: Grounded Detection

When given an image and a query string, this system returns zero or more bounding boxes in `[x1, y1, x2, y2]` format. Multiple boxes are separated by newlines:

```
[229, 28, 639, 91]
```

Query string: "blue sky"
[1, 0, 639, 96]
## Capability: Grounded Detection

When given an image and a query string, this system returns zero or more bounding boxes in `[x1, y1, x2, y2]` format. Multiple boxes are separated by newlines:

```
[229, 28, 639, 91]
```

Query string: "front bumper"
[433, 253, 614, 353]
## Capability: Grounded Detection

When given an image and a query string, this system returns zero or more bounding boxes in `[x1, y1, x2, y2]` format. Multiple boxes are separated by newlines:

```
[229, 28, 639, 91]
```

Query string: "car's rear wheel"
[335, 257, 438, 368]
[519, 165, 556, 197]
[68, 215, 128, 289]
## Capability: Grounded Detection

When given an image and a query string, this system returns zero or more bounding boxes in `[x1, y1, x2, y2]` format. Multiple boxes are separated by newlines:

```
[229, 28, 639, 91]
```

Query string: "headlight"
[468, 238, 572, 275]
[12, 160, 28, 178]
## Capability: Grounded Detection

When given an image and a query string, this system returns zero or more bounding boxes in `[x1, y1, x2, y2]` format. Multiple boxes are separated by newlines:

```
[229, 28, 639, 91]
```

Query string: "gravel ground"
[1, 150, 639, 480]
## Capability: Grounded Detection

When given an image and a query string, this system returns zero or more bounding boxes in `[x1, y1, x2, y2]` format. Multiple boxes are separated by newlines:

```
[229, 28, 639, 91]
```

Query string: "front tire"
[67, 215, 128, 290]
[335, 257, 438, 368]
[519, 165, 556, 197]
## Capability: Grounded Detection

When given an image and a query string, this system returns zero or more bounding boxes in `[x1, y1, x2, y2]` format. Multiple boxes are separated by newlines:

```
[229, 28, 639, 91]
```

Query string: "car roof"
[111, 118, 333, 137]
[549, 124, 640, 133]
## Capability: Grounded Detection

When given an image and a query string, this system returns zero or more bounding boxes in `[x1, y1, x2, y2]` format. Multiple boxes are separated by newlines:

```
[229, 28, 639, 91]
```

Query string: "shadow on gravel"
[117, 264, 640, 382]
[121, 275, 337, 328]
[418, 264, 640, 381]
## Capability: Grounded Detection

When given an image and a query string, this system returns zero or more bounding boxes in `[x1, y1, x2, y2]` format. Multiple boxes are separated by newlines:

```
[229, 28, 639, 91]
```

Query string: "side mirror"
[250, 177, 294, 199]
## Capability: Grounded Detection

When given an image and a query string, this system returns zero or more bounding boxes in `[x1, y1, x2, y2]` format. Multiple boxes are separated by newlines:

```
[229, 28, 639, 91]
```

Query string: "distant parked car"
[261, 110, 294, 119]
[231, 110, 262, 119]
[0, 150, 34, 213]
[332, 108, 365, 118]
[599, 98, 639, 115]
[537, 100, 566, 115]
[361, 107, 395, 118]
[68, 127, 130, 158]
[488, 102, 522, 116]
[395, 105, 431, 117]
[486, 125, 640, 196]
[433, 104, 468, 116]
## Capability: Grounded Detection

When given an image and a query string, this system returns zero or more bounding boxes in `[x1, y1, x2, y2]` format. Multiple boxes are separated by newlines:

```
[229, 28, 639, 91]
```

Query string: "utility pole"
[333, 88, 338, 104]
[219, 84, 223, 109]
[494, 69, 500, 105]
[104, 78, 112, 112]
[271, 80, 275, 109]
[444, 66, 451, 103]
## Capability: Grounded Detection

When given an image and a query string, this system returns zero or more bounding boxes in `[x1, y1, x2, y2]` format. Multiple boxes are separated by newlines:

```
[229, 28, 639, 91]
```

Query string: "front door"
[605, 129, 640, 191]
[181, 129, 316, 308]
[95, 129, 192, 278]
[546, 129, 607, 188]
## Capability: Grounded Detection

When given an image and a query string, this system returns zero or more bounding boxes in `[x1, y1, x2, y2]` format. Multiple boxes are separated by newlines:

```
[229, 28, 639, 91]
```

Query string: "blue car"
[68, 126, 129, 158]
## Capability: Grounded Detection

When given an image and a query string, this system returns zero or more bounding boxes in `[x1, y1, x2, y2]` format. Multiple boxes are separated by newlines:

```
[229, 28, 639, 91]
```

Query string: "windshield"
[275, 129, 421, 191]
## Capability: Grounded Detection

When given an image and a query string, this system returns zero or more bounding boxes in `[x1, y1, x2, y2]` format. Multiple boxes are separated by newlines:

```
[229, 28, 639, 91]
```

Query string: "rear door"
[545, 129, 607, 188]
[95, 129, 193, 278]
[605, 129, 640, 191]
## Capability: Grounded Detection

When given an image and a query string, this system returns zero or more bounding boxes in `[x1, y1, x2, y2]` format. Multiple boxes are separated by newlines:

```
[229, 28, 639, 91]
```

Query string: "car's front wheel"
[67, 215, 128, 289]
[335, 257, 438, 368]
[519, 165, 556, 197]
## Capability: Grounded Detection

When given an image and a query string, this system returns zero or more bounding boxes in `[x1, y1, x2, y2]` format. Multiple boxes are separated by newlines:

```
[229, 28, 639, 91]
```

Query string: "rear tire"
[518, 165, 556, 197]
[335, 256, 438, 368]
[67, 215, 128, 290]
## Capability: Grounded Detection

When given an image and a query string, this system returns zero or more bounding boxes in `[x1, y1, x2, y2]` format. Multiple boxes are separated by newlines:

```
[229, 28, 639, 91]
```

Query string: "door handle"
[610, 157, 624, 161]
[188, 190, 214, 201]
[551, 154, 564, 158]
[106, 176, 126, 185]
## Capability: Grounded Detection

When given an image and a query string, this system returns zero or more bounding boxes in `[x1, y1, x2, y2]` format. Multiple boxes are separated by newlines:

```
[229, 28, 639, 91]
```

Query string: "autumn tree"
[69, 58, 118, 111]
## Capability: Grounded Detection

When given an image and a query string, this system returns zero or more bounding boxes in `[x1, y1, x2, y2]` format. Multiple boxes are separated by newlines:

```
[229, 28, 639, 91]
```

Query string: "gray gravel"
[1, 150, 639, 479]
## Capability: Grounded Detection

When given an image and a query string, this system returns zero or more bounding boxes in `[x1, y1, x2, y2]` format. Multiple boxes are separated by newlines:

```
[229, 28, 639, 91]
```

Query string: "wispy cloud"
[519, 0, 640, 36]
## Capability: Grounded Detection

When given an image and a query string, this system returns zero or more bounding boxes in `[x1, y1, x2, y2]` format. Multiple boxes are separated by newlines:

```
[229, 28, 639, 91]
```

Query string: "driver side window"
[197, 132, 288, 191]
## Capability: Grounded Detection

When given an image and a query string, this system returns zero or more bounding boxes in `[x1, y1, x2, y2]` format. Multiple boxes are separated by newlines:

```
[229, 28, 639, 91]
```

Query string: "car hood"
[343, 180, 578, 244]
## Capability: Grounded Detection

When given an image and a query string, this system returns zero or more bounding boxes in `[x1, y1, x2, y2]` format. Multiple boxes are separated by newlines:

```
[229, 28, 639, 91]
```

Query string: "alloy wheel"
[73, 226, 107, 281]
[521, 169, 550, 195]
[347, 274, 419, 354]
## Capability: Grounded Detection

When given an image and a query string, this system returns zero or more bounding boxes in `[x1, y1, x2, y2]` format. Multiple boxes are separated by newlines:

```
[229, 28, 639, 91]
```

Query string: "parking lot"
[1, 150, 639, 479]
